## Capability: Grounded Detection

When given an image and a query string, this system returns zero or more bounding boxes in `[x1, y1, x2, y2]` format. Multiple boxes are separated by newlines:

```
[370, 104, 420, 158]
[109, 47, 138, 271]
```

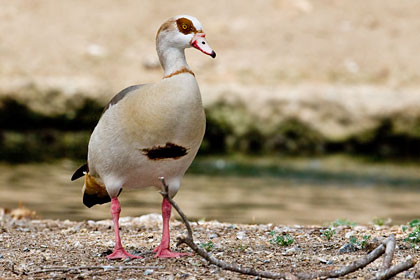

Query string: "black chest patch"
[141, 142, 188, 160]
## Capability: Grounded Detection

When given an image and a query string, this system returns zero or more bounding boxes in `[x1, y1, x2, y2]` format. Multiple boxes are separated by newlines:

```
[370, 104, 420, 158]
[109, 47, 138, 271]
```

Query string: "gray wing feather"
[103, 84, 146, 113]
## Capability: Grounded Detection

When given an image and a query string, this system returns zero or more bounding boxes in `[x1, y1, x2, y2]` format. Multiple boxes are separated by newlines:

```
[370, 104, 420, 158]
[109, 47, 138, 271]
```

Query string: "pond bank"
[2, 84, 420, 161]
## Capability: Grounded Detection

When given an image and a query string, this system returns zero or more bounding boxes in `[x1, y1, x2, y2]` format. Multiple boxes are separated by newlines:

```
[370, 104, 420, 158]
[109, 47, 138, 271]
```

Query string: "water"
[1, 156, 420, 225]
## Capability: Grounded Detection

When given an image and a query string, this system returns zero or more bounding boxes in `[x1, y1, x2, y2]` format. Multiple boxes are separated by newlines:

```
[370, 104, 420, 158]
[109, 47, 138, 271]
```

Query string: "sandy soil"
[2, 0, 420, 90]
[0, 213, 418, 279]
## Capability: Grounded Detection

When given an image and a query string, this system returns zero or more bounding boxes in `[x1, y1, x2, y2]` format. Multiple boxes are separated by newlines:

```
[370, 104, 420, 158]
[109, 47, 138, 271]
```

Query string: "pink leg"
[153, 198, 190, 258]
[106, 197, 142, 259]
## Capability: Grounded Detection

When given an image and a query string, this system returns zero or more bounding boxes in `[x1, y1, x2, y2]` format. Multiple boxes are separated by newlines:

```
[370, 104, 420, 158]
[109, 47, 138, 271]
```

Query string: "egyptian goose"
[71, 15, 215, 259]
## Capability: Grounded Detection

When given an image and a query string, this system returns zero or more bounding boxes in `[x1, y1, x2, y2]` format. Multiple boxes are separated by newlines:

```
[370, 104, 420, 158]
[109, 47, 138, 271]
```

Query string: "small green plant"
[409, 219, 420, 228]
[269, 231, 294, 246]
[236, 244, 249, 252]
[332, 218, 357, 227]
[403, 219, 420, 249]
[372, 217, 386, 226]
[200, 241, 214, 252]
[349, 235, 371, 249]
[361, 235, 371, 248]
[321, 227, 336, 241]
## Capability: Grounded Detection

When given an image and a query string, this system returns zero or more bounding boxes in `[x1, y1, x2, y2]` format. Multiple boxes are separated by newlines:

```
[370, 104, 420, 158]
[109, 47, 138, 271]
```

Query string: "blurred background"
[1, 0, 420, 225]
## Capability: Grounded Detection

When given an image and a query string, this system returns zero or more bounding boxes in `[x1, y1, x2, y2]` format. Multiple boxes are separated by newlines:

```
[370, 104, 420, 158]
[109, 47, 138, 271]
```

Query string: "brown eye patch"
[176, 17, 197, 35]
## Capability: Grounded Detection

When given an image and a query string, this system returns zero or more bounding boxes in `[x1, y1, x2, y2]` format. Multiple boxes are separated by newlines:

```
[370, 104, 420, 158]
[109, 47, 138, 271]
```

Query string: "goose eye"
[176, 18, 196, 34]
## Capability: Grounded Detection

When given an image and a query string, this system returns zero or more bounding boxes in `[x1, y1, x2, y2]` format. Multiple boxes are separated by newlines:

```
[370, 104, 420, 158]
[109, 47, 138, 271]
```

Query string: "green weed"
[403, 219, 420, 249]
[349, 235, 371, 249]
[269, 231, 294, 246]
[332, 218, 357, 227]
[372, 218, 386, 226]
[236, 244, 249, 252]
[200, 241, 214, 252]
[321, 227, 336, 241]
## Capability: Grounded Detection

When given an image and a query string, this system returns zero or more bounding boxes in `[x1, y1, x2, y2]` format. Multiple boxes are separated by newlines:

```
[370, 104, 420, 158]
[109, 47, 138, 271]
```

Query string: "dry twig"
[296, 236, 412, 279]
[5, 261, 20, 276]
[382, 234, 396, 270]
[373, 257, 416, 280]
[297, 241, 387, 279]
[159, 177, 289, 279]
[158, 177, 415, 280]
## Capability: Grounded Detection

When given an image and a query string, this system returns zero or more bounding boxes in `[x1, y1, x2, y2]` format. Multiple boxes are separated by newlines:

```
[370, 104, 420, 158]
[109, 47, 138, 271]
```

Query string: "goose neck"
[157, 44, 191, 77]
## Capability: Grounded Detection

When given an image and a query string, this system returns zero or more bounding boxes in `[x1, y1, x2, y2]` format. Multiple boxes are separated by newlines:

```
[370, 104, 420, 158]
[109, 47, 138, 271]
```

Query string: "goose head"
[156, 15, 216, 76]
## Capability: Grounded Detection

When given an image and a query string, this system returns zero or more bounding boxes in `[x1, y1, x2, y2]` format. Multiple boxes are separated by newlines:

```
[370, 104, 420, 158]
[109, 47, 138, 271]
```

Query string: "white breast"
[87, 73, 205, 198]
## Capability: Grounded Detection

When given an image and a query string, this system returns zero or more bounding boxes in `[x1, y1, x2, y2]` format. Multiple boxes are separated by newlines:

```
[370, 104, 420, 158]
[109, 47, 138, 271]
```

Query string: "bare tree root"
[158, 177, 291, 279]
[382, 234, 396, 270]
[373, 257, 416, 280]
[297, 240, 388, 279]
[158, 177, 416, 280]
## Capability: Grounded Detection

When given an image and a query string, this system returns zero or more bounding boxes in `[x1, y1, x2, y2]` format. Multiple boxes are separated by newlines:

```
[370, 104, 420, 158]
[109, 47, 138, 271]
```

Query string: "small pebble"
[356, 225, 369, 231]
[345, 231, 355, 239]
[318, 257, 328, 264]
[23, 247, 29, 252]
[209, 233, 218, 239]
[338, 242, 358, 254]
[144, 269, 154, 276]
[73, 241, 82, 248]
[283, 246, 298, 255]
[236, 231, 246, 240]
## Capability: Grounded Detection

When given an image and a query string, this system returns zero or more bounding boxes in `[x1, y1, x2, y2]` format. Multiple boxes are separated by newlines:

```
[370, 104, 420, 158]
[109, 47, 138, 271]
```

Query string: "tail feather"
[71, 163, 88, 181]
[82, 173, 111, 208]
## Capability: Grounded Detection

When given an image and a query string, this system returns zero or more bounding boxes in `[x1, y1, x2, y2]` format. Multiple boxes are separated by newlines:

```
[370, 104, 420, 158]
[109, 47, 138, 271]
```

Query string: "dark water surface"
[1, 156, 420, 225]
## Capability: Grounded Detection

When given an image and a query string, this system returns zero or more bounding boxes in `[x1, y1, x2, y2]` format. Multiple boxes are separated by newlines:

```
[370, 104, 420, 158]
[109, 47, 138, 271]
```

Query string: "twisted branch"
[158, 177, 415, 279]
[373, 257, 416, 280]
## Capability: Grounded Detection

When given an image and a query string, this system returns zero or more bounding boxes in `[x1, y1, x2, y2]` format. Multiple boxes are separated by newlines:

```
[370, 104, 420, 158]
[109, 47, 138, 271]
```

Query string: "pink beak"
[191, 33, 216, 58]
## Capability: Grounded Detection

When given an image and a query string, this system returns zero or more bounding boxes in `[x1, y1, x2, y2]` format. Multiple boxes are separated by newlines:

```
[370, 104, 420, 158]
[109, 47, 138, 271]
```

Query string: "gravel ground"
[0, 212, 419, 279]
